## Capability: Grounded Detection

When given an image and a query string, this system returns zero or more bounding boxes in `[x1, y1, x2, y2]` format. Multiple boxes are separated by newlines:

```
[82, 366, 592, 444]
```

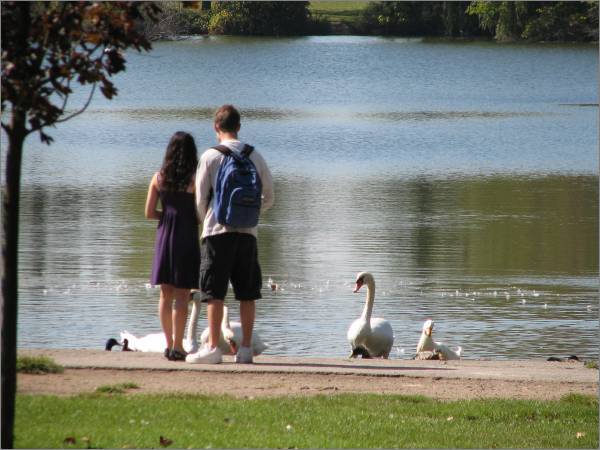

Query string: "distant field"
[309, 1, 369, 25]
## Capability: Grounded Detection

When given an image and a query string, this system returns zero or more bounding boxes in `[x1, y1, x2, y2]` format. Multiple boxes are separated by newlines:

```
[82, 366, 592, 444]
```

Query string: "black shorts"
[199, 232, 262, 302]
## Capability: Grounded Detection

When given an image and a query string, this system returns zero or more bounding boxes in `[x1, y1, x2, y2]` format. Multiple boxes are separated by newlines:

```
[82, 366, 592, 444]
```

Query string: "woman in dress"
[145, 131, 200, 361]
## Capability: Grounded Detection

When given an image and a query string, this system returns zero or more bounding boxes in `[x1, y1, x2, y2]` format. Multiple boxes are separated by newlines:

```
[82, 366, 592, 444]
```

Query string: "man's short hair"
[214, 104, 240, 133]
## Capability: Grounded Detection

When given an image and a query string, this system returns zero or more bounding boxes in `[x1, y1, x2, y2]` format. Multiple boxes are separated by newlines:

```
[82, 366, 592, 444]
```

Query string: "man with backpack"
[187, 104, 274, 364]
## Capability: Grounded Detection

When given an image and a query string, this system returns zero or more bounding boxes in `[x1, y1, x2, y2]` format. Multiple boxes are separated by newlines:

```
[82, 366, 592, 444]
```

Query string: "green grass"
[309, 1, 368, 25]
[16, 356, 63, 374]
[95, 382, 140, 394]
[584, 360, 598, 369]
[15, 393, 598, 448]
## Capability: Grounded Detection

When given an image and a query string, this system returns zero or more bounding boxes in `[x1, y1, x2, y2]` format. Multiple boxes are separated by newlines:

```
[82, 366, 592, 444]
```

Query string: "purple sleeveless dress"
[150, 183, 200, 289]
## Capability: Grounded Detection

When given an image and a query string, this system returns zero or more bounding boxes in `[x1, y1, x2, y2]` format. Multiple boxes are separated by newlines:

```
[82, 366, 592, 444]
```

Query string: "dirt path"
[18, 350, 598, 401]
[18, 368, 597, 400]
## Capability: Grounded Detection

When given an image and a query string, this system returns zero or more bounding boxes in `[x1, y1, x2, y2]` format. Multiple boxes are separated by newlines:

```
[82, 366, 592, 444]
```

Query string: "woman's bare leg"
[172, 288, 190, 352]
[159, 285, 175, 350]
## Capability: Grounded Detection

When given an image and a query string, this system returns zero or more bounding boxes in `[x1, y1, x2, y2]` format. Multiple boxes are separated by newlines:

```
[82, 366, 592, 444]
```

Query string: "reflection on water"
[92, 107, 554, 123]
[18, 175, 598, 359]
[9, 37, 598, 359]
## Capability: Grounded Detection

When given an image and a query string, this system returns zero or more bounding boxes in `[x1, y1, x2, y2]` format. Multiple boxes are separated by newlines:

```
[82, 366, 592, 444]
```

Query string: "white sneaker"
[235, 346, 253, 364]
[186, 346, 222, 364]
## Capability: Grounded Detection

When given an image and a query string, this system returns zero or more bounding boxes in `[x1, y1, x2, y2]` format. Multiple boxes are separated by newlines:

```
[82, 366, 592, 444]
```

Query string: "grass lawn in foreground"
[15, 393, 598, 448]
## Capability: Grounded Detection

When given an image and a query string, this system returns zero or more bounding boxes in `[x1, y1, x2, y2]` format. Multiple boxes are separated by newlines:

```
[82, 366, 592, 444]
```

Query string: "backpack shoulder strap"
[241, 144, 254, 157]
[212, 144, 232, 156]
[213, 144, 254, 159]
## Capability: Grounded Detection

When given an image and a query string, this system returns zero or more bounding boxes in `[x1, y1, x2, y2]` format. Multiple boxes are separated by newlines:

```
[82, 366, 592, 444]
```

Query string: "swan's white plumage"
[198, 306, 267, 356]
[416, 319, 462, 360]
[434, 343, 462, 360]
[119, 298, 201, 353]
[119, 330, 165, 352]
[416, 319, 435, 353]
[347, 272, 394, 358]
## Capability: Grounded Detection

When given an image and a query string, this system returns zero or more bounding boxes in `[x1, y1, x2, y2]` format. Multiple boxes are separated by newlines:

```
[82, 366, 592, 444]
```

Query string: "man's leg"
[239, 300, 255, 348]
[186, 297, 224, 364]
[206, 299, 224, 349]
[186, 234, 232, 364]
[231, 234, 261, 363]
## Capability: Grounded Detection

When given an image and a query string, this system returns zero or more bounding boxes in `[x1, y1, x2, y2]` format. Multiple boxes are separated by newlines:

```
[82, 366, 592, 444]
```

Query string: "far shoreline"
[151, 33, 599, 46]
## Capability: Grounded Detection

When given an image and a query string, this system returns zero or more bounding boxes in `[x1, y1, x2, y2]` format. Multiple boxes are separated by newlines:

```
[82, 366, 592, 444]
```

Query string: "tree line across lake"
[145, 1, 598, 42]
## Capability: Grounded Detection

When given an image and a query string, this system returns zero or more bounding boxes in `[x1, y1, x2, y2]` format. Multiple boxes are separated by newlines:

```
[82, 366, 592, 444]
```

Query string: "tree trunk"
[2, 4, 29, 445]
[506, 1, 518, 40]
[443, 2, 459, 37]
[1, 111, 26, 449]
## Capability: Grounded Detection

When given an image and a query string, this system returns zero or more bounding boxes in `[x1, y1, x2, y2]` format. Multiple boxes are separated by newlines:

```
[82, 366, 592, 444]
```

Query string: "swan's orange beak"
[353, 279, 364, 293]
[226, 338, 238, 355]
[426, 323, 434, 336]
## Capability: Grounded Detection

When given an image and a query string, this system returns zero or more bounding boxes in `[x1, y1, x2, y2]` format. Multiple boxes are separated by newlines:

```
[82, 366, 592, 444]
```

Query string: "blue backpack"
[212, 144, 262, 228]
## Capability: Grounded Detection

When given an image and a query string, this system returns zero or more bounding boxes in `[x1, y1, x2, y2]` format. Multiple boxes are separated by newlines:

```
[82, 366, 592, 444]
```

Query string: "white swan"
[114, 298, 201, 353]
[198, 306, 267, 356]
[416, 319, 462, 360]
[346, 272, 394, 358]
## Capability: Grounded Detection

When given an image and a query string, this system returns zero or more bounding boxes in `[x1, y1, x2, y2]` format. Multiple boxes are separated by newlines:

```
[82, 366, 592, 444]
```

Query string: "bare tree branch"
[81, 42, 103, 59]
[54, 82, 96, 124]
[57, 77, 72, 113]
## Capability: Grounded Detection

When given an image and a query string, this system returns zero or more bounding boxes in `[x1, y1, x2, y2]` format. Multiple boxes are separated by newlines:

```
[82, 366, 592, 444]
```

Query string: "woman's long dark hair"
[159, 132, 198, 191]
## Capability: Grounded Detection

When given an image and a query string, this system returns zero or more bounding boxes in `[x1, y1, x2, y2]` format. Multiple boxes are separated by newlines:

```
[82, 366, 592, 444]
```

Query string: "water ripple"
[85, 107, 555, 123]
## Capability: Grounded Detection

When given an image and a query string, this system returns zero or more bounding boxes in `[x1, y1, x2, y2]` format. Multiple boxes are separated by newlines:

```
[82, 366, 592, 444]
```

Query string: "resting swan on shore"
[416, 319, 462, 360]
[347, 272, 394, 359]
[105, 298, 201, 353]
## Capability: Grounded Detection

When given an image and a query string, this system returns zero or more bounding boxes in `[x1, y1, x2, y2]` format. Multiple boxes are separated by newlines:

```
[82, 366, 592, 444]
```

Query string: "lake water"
[8, 36, 599, 359]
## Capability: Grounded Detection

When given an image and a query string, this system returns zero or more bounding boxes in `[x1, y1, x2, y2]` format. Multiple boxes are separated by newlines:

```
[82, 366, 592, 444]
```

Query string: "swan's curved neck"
[222, 306, 231, 330]
[186, 299, 200, 342]
[361, 278, 375, 322]
[417, 332, 433, 351]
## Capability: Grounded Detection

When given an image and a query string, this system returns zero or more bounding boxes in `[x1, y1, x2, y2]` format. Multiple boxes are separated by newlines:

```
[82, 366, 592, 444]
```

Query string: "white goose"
[197, 306, 267, 356]
[347, 272, 394, 358]
[416, 319, 462, 360]
[111, 298, 201, 353]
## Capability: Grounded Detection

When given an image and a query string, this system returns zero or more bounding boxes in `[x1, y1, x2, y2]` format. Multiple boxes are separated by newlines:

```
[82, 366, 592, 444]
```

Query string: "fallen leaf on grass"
[576, 432, 586, 439]
[63, 437, 76, 445]
[160, 436, 173, 447]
